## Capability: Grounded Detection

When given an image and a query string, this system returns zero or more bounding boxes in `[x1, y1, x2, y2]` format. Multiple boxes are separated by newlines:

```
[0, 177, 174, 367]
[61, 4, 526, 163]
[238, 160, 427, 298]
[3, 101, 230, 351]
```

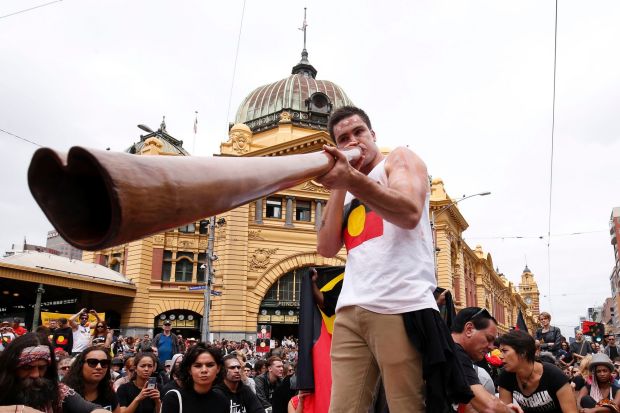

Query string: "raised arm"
[318, 145, 428, 230]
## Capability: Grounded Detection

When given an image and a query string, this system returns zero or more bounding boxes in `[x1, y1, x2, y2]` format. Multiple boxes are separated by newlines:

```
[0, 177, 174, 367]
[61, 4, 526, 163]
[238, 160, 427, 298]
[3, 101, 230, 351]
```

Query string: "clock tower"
[518, 265, 540, 319]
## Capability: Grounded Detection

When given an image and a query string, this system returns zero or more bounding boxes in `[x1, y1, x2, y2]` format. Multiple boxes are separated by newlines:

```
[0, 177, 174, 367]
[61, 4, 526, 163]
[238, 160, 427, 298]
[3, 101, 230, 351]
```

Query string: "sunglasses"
[465, 307, 492, 323]
[85, 358, 111, 368]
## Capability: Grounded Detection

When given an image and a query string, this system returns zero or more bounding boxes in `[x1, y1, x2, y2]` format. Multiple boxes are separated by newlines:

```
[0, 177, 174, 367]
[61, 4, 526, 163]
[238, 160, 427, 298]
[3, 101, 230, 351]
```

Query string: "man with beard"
[0, 333, 108, 413]
[213, 354, 263, 413]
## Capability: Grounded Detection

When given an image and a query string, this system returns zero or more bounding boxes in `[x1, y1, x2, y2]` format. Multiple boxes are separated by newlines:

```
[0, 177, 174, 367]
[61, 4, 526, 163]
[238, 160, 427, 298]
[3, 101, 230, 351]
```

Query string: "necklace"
[519, 363, 536, 389]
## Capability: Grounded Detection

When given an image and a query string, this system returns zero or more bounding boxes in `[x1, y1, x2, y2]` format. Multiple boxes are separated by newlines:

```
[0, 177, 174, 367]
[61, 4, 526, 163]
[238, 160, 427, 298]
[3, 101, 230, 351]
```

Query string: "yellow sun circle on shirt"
[347, 205, 366, 237]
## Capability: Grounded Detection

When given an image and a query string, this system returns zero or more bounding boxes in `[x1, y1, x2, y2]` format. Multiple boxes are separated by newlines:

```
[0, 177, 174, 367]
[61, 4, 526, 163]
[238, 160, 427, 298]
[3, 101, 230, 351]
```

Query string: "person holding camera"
[117, 353, 161, 413]
[70, 309, 101, 356]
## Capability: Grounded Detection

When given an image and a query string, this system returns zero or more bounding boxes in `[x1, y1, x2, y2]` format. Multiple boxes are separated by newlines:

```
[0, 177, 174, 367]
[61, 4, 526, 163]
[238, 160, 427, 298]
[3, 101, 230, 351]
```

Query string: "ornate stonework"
[249, 248, 279, 271]
[228, 124, 252, 154]
[248, 230, 265, 241]
[279, 111, 292, 123]
[302, 181, 330, 194]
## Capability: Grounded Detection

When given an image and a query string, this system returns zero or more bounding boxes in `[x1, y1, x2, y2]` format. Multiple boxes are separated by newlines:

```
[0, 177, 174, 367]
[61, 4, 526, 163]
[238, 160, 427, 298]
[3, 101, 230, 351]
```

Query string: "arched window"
[265, 269, 302, 303]
[175, 259, 193, 282]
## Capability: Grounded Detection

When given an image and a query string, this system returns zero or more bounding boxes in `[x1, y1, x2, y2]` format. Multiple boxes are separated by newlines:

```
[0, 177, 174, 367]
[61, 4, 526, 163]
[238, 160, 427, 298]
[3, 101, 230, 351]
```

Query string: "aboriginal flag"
[296, 266, 344, 413]
[343, 199, 383, 251]
[515, 310, 528, 333]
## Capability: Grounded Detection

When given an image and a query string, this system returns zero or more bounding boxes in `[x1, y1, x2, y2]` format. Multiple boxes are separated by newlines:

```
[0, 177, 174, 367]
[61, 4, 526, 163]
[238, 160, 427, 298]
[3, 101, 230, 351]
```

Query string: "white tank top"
[72, 324, 91, 352]
[335, 158, 438, 314]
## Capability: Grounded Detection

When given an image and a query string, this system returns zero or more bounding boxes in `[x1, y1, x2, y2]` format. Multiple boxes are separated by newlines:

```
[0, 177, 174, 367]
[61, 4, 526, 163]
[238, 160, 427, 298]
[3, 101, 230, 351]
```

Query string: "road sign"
[188, 285, 206, 291]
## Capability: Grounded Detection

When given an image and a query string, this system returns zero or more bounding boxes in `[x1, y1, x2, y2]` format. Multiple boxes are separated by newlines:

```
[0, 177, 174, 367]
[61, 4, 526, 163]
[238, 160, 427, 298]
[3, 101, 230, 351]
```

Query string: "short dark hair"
[498, 330, 536, 363]
[254, 359, 267, 373]
[451, 307, 497, 333]
[327, 106, 372, 141]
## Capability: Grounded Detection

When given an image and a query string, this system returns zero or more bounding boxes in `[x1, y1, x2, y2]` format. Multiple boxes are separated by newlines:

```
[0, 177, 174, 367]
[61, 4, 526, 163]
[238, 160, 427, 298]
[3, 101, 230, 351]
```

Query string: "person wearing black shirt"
[451, 307, 522, 413]
[254, 356, 284, 409]
[498, 330, 576, 413]
[213, 354, 263, 413]
[160, 343, 227, 413]
[604, 334, 620, 361]
[62, 346, 120, 413]
[52, 318, 74, 354]
[534, 312, 562, 356]
[117, 353, 161, 413]
[0, 333, 108, 413]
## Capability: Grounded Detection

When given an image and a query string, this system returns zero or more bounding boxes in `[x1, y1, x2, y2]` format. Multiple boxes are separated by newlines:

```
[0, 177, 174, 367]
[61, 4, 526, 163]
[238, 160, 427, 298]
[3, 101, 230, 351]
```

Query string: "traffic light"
[582, 321, 605, 343]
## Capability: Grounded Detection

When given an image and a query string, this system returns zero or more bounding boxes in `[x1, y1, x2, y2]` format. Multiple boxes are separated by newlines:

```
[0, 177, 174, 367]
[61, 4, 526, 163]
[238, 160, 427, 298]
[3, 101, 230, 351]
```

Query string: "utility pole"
[32, 283, 45, 331]
[201, 216, 216, 343]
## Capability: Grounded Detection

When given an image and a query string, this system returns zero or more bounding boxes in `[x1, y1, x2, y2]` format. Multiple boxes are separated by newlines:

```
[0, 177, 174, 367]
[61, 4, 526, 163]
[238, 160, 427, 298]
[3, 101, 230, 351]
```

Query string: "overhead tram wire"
[1, 128, 42, 147]
[465, 230, 606, 241]
[547, 0, 559, 312]
[0, 0, 63, 20]
[225, 0, 247, 124]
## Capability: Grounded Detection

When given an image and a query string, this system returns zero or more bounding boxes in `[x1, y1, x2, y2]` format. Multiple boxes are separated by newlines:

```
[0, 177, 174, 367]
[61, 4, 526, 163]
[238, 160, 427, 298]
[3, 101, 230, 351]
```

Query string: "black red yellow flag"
[296, 266, 344, 413]
[515, 309, 528, 333]
[343, 199, 383, 251]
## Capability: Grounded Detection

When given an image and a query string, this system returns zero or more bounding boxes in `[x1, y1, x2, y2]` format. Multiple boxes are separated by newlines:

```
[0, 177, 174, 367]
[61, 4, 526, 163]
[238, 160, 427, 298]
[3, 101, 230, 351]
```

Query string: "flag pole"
[192, 111, 198, 154]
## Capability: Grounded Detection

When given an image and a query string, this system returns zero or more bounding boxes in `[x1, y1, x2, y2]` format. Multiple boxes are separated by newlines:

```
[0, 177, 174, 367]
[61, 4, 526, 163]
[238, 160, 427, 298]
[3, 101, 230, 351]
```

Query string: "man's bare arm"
[348, 147, 427, 229]
[316, 189, 346, 258]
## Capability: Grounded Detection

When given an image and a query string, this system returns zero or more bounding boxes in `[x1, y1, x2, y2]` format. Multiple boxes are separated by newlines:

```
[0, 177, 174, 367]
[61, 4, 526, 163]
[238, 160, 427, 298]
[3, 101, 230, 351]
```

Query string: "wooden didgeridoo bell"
[27, 146, 360, 251]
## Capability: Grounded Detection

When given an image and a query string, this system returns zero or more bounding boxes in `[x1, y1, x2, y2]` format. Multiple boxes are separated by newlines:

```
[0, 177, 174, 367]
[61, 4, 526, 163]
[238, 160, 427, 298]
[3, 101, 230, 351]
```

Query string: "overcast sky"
[1, 0, 619, 337]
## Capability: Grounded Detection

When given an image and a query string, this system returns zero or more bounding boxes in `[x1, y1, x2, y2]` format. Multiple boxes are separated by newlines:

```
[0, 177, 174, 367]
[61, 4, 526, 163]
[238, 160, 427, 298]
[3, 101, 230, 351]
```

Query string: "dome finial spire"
[292, 7, 317, 78]
[300, 7, 308, 58]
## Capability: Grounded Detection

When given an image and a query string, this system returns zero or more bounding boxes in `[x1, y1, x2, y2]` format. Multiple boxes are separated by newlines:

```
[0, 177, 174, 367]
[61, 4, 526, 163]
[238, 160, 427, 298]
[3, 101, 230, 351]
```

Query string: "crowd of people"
[3, 106, 619, 413]
[0, 309, 303, 413]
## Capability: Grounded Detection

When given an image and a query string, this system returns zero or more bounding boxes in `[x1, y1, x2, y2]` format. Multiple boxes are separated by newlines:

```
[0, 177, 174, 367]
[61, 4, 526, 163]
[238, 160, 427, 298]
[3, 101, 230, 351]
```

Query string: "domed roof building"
[234, 48, 354, 133]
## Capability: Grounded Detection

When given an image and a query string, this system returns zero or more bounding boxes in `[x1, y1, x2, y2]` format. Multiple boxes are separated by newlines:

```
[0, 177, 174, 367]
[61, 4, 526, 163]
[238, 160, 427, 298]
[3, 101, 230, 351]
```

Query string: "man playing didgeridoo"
[316, 106, 440, 412]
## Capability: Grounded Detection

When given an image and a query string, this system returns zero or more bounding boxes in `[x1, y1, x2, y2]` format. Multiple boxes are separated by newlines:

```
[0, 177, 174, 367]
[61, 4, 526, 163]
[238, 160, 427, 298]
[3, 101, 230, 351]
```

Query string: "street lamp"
[432, 191, 491, 222]
[431, 191, 491, 275]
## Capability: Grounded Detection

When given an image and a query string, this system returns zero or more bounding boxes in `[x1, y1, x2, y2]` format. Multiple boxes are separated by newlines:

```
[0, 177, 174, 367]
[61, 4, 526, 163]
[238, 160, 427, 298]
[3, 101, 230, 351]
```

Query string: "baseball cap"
[163, 321, 171, 325]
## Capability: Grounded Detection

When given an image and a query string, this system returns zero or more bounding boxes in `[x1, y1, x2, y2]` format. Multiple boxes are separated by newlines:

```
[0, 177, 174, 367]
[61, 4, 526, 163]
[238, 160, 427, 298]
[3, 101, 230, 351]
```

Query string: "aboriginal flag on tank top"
[342, 199, 383, 251]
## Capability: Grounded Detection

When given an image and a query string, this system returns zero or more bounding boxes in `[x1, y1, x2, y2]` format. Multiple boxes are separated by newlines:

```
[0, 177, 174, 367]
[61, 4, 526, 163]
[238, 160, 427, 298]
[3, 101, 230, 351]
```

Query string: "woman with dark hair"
[62, 346, 120, 413]
[497, 330, 577, 413]
[576, 353, 620, 412]
[557, 341, 574, 368]
[91, 322, 113, 349]
[161, 343, 227, 413]
[0, 333, 106, 413]
[117, 353, 161, 413]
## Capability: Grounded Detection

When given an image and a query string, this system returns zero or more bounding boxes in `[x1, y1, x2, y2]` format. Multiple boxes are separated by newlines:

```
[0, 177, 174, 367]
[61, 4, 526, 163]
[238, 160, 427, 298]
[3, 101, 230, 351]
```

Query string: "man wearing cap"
[153, 321, 178, 365]
[0, 332, 108, 413]
[451, 307, 523, 413]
